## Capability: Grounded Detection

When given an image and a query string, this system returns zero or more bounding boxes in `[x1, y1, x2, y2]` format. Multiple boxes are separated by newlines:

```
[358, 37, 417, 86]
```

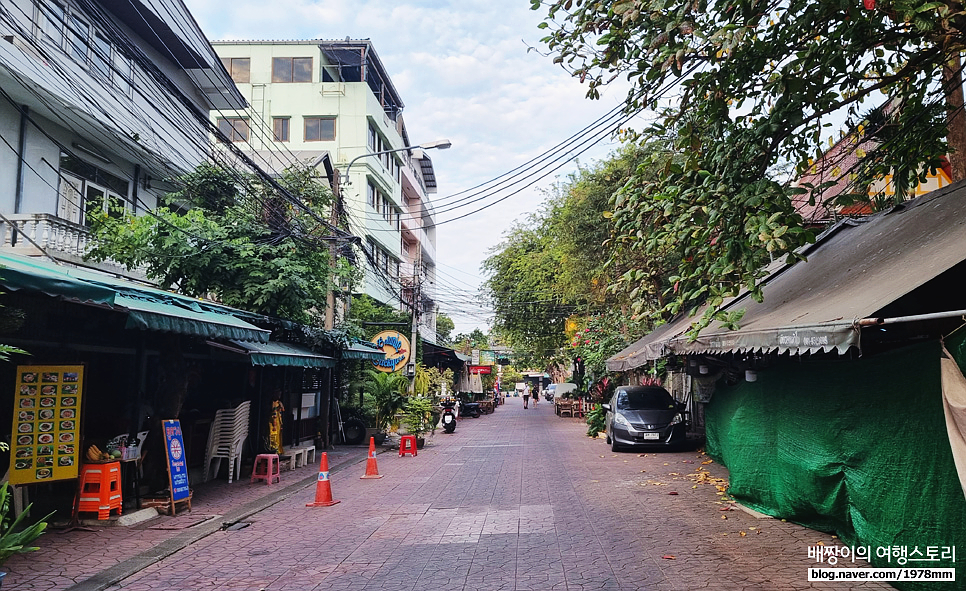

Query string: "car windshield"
[616, 389, 675, 410]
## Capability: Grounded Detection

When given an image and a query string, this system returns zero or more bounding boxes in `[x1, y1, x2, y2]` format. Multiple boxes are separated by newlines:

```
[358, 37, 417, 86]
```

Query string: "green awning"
[229, 340, 335, 368]
[0, 252, 269, 343]
[118, 295, 270, 343]
[342, 339, 384, 360]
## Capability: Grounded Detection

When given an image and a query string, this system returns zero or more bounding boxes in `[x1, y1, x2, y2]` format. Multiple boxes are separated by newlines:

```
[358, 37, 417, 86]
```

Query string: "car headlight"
[670, 413, 683, 426]
[613, 413, 630, 428]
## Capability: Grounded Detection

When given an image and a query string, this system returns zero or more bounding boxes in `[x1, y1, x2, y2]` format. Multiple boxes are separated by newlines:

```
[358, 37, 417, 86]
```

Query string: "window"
[218, 118, 250, 142]
[304, 117, 335, 141]
[273, 117, 290, 142]
[367, 181, 377, 208]
[66, 12, 89, 62]
[113, 52, 132, 95]
[58, 154, 130, 226]
[91, 31, 111, 79]
[37, 2, 64, 45]
[221, 57, 250, 83]
[272, 57, 312, 83]
[368, 124, 378, 152]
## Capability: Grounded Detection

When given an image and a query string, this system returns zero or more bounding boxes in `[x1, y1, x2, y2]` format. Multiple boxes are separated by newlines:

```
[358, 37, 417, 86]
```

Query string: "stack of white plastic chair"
[202, 400, 251, 483]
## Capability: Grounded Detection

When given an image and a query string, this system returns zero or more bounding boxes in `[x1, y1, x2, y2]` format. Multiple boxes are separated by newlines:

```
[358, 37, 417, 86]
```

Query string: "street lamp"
[342, 139, 452, 185]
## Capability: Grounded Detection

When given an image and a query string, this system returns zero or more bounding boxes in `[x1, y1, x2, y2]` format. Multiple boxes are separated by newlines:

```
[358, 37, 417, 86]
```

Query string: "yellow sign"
[9, 365, 84, 485]
[370, 331, 411, 373]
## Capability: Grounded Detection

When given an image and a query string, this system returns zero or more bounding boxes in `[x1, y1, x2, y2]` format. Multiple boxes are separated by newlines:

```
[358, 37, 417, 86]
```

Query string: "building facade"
[209, 39, 440, 343]
[0, 0, 244, 275]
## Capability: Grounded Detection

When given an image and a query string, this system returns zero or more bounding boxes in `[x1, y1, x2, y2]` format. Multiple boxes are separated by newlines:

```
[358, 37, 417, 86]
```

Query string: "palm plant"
[364, 369, 409, 433]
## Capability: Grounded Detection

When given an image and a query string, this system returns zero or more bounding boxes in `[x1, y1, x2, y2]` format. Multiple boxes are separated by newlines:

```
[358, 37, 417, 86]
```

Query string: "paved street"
[10, 398, 893, 590]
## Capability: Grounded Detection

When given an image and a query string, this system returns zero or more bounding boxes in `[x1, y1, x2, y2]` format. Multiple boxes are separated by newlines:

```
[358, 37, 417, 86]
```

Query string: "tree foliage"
[435, 313, 456, 345]
[535, 0, 959, 331]
[86, 163, 339, 325]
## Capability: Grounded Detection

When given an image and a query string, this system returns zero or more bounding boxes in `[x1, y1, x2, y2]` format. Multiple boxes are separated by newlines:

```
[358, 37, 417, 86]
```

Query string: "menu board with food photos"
[9, 365, 83, 485]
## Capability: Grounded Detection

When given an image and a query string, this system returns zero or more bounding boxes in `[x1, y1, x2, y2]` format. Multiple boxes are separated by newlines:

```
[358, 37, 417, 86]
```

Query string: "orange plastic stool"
[78, 462, 122, 520]
[251, 454, 280, 484]
[399, 435, 418, 457]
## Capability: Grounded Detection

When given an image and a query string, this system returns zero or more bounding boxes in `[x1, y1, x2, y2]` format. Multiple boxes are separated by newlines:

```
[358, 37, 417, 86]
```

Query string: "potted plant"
[0, 444, 53, 587]
[403, 396, 434, 448]
[364, 369, 409, 443]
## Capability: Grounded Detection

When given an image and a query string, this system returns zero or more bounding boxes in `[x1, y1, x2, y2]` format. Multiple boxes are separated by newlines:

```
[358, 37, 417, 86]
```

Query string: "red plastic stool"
[399, 435, 417, 457]
[251, 454, 280, 484]
[78, 462, 122, 520]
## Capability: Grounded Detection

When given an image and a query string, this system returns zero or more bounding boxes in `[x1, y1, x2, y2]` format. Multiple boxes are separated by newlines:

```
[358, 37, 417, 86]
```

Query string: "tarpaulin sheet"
[941, 346, 966, 501]
[705, 339, 966, 590]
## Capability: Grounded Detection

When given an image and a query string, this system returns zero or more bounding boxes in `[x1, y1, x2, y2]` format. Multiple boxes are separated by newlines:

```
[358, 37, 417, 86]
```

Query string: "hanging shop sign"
[479, 350, 496, 366]
[370, 330, 411, 373]
[9, 365, 84, 485]
[469, 365, 492, 374]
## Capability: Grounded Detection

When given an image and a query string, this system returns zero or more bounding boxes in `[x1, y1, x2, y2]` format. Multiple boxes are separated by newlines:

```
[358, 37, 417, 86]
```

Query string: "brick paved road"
[13, 398, 894, 590]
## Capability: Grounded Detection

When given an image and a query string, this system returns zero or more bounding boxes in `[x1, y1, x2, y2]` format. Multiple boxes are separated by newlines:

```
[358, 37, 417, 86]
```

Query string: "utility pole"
[324, 168, 342, 331]
[406, 249, 421, 392]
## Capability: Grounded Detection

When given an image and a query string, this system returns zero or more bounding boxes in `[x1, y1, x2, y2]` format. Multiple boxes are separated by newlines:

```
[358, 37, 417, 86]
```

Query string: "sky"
[181, 0, 641, 336]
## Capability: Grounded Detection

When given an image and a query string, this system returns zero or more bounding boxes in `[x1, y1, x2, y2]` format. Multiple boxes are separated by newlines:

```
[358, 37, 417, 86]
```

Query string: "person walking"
[523, 383, 530, 409]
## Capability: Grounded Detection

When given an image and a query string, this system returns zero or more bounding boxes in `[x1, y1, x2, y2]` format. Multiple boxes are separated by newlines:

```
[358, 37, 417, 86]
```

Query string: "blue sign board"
[162, 419, 190, 502]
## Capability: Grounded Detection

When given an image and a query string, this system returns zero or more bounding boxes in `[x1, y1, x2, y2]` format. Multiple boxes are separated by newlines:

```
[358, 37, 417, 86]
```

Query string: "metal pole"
[856, 309, 966, 327]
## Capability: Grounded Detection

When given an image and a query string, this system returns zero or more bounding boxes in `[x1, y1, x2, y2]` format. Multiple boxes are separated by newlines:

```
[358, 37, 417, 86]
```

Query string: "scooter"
[459, 399, 481, 418]
[441, 400, 457, 433]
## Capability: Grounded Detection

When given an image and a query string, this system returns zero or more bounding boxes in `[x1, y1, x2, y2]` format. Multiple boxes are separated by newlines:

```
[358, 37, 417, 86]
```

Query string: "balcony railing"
[0, 213, 145, 279]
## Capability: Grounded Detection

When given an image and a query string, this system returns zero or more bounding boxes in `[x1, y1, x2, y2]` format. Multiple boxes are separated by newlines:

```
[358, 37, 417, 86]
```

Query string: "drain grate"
[221, 521, 252, 531]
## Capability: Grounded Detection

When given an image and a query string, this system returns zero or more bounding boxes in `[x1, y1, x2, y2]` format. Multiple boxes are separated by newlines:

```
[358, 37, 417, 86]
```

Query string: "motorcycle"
[459, 398, 481, 419]
[441, 400, 457, 433]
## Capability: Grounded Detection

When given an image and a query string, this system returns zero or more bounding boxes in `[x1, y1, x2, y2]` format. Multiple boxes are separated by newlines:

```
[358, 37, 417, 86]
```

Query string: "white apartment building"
[209, 39, 440, 343]
[0, 0, 244, 275]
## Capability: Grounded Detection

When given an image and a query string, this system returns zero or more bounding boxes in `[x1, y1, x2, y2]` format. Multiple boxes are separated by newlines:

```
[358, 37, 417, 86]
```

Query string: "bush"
[585, 405, 606, 438]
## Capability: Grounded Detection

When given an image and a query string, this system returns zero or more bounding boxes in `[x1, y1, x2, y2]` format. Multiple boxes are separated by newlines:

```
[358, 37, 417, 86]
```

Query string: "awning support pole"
[857, 309, 966, 327]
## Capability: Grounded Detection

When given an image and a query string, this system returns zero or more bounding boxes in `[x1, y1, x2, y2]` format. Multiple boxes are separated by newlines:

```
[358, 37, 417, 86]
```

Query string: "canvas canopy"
[607, 181, 966, 370]
[228, 340, 335, 368]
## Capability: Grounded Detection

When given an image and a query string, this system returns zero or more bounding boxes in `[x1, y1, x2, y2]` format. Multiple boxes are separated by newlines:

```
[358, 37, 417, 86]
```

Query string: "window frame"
[303, 116, 336, 142]
[273, 117, 290, 142]
[221, 57, 250, 84]
[272, 57, 313, 83]
[218, 117, 250, 143]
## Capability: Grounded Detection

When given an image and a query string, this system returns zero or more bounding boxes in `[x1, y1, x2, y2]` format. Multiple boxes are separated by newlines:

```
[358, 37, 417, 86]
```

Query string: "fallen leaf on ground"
[719, 507, 733, 511]
[662, 555, 676, 560]
[702, 460, 714, 465]
[721, 514, 728, 519]
[739, 531, 747, 537]
[668, 491, 678, 495]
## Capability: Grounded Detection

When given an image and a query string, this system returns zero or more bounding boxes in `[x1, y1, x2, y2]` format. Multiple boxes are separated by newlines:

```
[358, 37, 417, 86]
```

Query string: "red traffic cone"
[361, 437, 383, 479]
[306, 452, 340, 507]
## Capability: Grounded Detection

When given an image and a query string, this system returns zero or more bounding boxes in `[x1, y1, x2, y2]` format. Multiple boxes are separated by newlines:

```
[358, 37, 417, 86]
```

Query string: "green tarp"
[705, 339, 966, 590]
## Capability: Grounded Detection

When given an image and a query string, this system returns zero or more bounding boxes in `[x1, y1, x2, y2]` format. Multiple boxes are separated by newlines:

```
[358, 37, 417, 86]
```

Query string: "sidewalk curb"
[64, 452, 366, 591]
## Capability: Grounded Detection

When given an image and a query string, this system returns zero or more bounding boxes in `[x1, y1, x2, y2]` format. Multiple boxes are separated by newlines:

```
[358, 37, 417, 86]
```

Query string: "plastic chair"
[251, 454, 280, 484]
[78, 462, 122, 520]
[399, 435, 418, 457]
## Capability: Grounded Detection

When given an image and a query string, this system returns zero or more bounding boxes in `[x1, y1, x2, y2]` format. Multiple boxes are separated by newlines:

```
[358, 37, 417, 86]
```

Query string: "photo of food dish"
[17, 434, 33, 445]
[21, 372, 36, 383]
[19, 385, 36, 396]
[62, 384, 77, 395]
[39, 397, 55, 407]
[36, 468, 51, 479]
[58, 456, 73, 466]
[63, 372, 78, 383]
[19, 398, 34, 408]
[37, 445, 53, 456]
[41, 385, 56, 395]
[15, 459, 32, 470]
[41, 372, 58, 383]
[38, 456, 53, 467]
[61, 396, 76, 407]
[39, 409, 54, 420]
[17, 423, 32, 433]
[59, 420, 74, 431]
[18, 410, 35, 421]
[38, 433, 54, 444]
[15, 447, 32, 458]
[38, 422, 53, 432]
[60, 409, 75, 419]
[58, 433, 73, 443]
[57, 444, 74, 454]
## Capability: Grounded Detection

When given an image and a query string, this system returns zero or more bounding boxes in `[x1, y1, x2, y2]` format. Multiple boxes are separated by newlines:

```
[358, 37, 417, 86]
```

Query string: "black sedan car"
[603, 385, 687, 451]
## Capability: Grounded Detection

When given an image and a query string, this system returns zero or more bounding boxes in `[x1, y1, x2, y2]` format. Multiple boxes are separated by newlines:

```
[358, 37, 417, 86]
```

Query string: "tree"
[86, 163, 338, 325]
[363, 369, 410, 432]
[435, 313, 456, 344]
[535, 0, 963, 332]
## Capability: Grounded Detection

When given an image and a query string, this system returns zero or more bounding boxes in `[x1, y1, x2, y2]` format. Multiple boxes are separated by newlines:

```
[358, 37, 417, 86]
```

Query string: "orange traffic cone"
[306, 452, 340, 507]
[360, 437, 383, 479]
